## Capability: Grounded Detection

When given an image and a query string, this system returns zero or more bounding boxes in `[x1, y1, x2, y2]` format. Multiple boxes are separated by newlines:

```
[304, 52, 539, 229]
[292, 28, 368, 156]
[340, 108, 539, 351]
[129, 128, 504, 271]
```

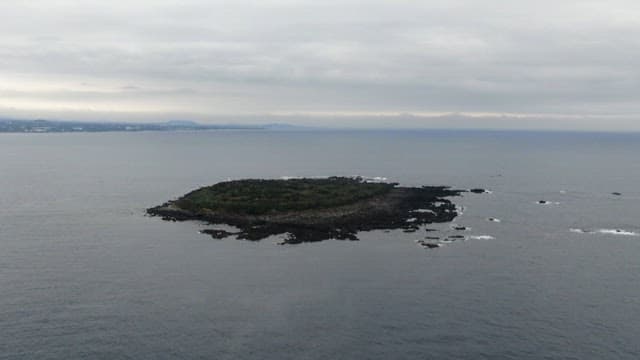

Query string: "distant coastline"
[0, 119, 298, 133]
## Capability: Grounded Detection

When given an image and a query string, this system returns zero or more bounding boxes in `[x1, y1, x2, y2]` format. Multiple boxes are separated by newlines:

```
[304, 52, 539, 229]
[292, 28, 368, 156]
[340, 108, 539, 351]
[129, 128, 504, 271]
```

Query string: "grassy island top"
[174, 177, 396, 215]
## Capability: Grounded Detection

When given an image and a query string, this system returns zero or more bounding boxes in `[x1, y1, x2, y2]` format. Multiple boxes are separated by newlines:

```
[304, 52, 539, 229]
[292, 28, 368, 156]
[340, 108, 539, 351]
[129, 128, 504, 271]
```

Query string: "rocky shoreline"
[147, 178, 468, 244]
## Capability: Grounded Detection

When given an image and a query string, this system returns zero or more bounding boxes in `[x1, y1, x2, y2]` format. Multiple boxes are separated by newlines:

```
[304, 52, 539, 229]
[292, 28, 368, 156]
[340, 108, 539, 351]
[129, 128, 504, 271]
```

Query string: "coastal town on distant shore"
[0, 119, 268, 133]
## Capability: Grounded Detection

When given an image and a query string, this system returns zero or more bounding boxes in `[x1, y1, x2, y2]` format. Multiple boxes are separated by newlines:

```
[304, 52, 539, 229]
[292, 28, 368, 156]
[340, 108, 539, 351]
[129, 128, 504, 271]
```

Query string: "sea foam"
[570, 228, 639, 236]
[466, 235, 495, 240]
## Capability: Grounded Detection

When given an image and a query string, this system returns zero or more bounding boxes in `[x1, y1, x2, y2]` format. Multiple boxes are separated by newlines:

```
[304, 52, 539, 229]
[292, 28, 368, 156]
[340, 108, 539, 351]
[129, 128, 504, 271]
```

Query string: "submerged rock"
[416, 240, 440, 249]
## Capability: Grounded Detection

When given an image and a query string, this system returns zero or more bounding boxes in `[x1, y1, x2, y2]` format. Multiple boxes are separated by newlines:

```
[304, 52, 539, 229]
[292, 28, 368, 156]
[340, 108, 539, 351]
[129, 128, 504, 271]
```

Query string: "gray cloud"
[1, 0, 640, 129]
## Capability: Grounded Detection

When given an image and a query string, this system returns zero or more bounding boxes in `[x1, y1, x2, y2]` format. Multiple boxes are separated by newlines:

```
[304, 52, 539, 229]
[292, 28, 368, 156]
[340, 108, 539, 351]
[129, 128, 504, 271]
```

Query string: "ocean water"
[1, 130, 639, 359]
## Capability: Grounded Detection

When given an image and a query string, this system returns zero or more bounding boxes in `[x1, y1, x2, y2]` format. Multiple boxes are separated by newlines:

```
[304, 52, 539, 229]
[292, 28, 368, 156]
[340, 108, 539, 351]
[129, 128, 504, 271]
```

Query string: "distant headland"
[147, 177, 468, 244]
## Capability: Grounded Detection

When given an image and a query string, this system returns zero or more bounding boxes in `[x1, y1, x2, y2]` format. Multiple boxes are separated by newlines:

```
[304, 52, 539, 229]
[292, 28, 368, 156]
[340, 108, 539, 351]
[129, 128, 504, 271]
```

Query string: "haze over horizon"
[2, 1, 640, 130]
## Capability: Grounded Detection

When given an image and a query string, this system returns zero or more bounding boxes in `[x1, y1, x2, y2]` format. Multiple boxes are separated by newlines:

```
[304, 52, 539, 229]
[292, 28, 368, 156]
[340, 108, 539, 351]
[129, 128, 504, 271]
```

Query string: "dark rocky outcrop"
[200, 229, 237, 239]
[468, 188, 488, 194]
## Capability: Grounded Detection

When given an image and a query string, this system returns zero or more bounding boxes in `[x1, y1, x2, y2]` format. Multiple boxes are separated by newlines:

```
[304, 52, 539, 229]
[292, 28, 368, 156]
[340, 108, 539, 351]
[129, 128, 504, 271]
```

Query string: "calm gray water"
[1, 130, 639, 359]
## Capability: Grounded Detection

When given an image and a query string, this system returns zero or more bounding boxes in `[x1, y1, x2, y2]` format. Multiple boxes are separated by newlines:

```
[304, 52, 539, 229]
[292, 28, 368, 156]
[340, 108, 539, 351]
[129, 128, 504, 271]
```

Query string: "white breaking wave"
[362, 176, 389, 183]
[466, 235, 495, 240]
[537, 200, 560, 205]
[412, 209, 436, 214]
[597, 229, 638, 236]
[570, 228, 639, 236]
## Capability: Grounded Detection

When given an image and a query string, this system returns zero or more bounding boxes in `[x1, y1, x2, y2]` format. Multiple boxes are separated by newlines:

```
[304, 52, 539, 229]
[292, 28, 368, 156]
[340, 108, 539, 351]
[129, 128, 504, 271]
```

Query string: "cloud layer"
[1, 0, 639, 129]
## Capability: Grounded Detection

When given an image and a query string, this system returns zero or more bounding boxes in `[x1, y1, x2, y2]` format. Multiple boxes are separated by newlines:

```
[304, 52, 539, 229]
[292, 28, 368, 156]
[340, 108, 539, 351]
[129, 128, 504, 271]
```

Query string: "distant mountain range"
[0, 119, 299, 133]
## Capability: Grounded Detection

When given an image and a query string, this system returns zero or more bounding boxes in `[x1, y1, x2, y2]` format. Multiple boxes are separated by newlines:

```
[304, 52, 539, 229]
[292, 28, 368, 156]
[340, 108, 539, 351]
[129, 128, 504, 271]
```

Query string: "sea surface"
[1, 130, 639, 359]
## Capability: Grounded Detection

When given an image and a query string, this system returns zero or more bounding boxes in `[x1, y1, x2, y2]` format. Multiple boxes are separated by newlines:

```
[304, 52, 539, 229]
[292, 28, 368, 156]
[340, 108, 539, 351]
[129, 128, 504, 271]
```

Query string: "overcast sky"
[1, 0, 639, 129]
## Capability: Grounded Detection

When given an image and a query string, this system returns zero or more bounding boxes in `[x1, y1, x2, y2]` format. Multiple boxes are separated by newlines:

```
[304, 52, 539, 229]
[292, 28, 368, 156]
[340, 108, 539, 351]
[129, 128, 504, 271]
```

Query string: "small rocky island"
[147, 177, 465, 244]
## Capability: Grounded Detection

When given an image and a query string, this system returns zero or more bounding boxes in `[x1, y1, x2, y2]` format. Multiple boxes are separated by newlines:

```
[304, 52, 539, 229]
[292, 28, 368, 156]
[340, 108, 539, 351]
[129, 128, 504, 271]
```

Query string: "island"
[147, 177, 465, 244]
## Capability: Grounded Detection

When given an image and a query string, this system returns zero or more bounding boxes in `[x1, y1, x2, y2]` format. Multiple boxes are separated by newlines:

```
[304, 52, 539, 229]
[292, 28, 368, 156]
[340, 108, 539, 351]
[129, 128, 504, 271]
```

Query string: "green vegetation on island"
[174, 177, 395, 215]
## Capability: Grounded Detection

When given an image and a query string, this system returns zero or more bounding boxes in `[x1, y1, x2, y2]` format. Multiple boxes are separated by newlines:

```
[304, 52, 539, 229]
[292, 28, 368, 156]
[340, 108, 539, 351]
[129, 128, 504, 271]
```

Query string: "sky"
[1, 0, 639, 130]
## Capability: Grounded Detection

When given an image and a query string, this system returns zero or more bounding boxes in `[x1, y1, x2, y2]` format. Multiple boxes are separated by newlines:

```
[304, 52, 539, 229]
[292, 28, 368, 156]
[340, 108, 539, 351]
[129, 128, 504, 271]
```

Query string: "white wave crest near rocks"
[570, 228, 639, 236]
[412, 209, 436, 214]
[537, 200, 560, 205]
[466, 235, 495, 240]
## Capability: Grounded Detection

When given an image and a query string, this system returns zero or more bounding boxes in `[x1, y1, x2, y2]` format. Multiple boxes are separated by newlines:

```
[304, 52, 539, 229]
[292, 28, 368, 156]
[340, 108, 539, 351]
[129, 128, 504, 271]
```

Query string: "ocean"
[1, 130, 639, 359]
